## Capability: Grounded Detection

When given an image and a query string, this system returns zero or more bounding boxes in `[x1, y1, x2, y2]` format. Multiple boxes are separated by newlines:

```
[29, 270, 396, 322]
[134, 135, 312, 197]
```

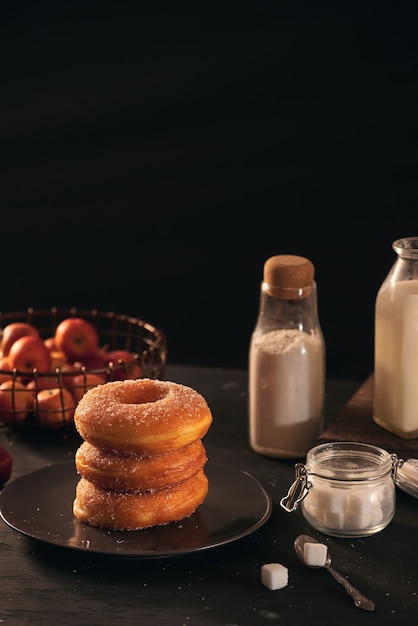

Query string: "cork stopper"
[263, 255, 315, 299]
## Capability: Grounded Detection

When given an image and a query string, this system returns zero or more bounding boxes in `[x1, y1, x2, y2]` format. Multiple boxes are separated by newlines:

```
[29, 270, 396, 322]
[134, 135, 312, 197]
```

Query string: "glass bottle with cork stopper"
[248, 254, 326, 459]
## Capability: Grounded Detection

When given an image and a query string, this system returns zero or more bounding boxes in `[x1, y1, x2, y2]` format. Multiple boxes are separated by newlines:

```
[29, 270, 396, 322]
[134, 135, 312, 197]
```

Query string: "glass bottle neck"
[256, 281, 320, 334]
[393, 237, 418, 260]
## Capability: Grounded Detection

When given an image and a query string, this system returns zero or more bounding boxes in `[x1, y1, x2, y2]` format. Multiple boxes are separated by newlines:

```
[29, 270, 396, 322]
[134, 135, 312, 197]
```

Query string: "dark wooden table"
[0, 364, 417, 625]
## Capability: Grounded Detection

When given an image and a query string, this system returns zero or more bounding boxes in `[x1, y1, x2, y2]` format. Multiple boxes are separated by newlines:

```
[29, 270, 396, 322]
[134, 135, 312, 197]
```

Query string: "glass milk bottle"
[249, 255, 326, 459]
[374, 237, 418, 438]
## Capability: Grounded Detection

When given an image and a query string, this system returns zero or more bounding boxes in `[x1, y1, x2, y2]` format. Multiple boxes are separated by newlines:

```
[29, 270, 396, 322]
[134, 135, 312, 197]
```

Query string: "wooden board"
[318, 375, 418, 459]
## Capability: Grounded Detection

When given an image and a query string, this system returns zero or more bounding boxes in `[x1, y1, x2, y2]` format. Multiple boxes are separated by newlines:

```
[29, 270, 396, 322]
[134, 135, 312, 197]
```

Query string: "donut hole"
[123, 385, 168, 406]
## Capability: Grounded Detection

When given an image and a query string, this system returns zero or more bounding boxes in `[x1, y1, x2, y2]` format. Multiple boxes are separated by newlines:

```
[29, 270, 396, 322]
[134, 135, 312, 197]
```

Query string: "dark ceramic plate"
[0, 461, 272, 558]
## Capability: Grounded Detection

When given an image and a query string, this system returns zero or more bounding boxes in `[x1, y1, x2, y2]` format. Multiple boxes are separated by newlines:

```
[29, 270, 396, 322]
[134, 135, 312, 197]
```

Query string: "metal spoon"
[294, 534, 375, 611]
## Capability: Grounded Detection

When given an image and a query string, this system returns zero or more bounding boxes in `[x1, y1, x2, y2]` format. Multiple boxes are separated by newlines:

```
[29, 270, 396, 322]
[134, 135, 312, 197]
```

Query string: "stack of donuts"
[72, 378, 213, 530]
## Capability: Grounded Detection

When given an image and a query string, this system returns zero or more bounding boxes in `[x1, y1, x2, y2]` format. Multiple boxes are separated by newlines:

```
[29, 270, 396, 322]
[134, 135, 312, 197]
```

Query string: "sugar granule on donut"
[75, 439, 208, 491]
[74, 378, 213, 455]
[73, 469, 209, 530]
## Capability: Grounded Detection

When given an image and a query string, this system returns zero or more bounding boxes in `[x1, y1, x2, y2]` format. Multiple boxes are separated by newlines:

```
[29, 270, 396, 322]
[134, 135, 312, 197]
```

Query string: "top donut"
[74, 378, 213, 455]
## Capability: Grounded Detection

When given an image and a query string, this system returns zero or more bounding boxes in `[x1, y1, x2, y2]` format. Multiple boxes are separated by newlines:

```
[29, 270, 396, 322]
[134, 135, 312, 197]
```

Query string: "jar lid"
[394, 458, 418, 498]
[263, 255, 315, 299]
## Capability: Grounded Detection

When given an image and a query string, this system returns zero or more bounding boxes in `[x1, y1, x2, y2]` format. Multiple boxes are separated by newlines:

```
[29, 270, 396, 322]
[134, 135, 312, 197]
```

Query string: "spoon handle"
[325, 565, 375, 611]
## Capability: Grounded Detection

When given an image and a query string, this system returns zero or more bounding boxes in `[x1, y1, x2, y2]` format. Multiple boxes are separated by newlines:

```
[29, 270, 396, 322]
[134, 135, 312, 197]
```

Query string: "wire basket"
[0, 307, 168, 429]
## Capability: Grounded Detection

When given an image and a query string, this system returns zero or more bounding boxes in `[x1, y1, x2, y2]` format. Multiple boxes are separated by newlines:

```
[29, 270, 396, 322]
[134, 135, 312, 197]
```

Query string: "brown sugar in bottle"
[248, 255, 326, 459]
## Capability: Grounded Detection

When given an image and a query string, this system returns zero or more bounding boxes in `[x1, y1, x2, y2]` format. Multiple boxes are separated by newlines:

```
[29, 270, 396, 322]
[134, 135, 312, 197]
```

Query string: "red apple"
[73, 347, 109, 372]
[44, 336, 57, 351]
[69, 373, 105, 403]
[54, 361, 82, 385]
[8, 336, 51, 380]
[0, 372, 13, 385]
[0, 380, 33, 424]
[36, 387, 76, 427]
[0, 322, 40, 357]
[49, 350, 67, 369]
[56, 362, 86, 390]
[54, 318, 99, 363]
[106, 349, 142, 380]
[0, 446, 12, 485]
[60, 362, 83, 374]
[0, 356, 13, 385]
[25, 375, 60, 402]
[0, 355, 11, 370]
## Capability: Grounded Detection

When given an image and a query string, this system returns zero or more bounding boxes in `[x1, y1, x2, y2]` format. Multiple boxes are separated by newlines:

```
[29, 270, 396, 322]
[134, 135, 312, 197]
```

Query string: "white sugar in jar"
[281, 442, 399, 538]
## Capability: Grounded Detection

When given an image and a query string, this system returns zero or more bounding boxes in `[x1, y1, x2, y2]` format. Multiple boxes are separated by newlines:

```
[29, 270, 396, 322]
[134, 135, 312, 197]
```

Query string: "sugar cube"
[302, 541, 328, 567]
[261, 563, 288, 590]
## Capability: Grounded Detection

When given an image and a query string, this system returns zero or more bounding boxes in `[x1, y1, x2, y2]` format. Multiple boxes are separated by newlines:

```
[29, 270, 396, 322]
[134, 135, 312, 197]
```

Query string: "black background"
[2, 1, 417, 381]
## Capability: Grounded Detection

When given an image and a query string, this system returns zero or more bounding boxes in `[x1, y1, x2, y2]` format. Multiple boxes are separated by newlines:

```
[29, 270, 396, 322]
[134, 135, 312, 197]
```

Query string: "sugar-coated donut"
[73, 469, 209, 530]
[74, 378, 213, 455]
[75, 439, 208, 491]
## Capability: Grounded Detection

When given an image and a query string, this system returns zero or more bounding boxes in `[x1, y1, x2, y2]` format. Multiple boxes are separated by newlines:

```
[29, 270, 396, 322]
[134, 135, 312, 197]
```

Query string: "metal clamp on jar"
[280, 442, 418, 538]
